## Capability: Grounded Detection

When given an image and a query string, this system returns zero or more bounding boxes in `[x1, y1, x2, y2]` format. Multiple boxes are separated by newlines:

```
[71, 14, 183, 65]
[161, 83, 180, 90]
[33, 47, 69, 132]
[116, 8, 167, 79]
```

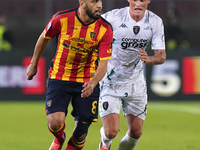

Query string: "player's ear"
[148, 0, 151, 4]
[79, 0, 86, 8]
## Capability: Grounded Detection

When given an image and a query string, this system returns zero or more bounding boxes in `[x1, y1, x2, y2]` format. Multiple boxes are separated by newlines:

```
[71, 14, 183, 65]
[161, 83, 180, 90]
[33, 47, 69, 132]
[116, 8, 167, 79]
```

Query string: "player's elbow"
[160, 54, 166, 64]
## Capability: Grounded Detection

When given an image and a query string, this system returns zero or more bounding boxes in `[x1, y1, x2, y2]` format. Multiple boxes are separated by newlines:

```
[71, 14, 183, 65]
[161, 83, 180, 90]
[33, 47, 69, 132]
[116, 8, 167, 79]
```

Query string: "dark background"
[0, 0, 200, 101]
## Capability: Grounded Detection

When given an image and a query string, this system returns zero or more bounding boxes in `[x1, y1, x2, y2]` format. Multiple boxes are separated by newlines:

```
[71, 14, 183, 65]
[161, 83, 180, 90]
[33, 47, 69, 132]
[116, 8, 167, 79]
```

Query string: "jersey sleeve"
[98, 27, 113, 60]
[44, 14, 61, 39]
[151, 18, 165, 50]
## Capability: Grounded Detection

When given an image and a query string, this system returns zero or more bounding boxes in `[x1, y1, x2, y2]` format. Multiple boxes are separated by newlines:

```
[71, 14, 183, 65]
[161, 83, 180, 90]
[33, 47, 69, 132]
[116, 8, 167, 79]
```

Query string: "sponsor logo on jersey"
[121, 38, 148, 49]
[68, 35, 94, 45]
[133, 26, 140, 35]
[63, 41, 96, 53]
[107, 48, 112, 53]
[70, 27, 78, 30]
[119, 23, 128, 28]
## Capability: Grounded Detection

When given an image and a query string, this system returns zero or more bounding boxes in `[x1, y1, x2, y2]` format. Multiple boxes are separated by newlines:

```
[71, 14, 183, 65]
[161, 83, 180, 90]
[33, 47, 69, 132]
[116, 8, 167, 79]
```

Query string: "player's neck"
[129, 10, 145, 22]
[78, 8, 94, 24]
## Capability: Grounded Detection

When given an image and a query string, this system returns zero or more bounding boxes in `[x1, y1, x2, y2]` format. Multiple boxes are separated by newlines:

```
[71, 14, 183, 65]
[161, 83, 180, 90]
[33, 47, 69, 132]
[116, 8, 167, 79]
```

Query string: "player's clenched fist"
[139, 49, 148, 63]
[26, 64, 37, 80]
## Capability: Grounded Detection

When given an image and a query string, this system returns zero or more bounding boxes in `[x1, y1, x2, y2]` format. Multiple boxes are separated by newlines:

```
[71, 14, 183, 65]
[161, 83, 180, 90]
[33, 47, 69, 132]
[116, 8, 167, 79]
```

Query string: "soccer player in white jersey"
[97, 0, 166, 150]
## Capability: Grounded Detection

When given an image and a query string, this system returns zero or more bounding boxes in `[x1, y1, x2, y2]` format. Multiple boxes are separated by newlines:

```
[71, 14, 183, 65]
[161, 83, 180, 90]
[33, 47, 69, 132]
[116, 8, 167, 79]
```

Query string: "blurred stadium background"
[0, 0, 200, 101]
[0, 0, 200, 150]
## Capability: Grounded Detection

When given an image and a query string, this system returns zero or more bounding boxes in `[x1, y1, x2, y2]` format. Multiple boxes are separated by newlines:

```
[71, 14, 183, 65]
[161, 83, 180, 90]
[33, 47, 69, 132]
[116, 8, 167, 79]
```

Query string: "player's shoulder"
[98, 16, 113, 32]
[104, 7, 128, 18]
[145, 10, 163, 22]
[53, 8, 77, 19]
[102, 7, 128, 25]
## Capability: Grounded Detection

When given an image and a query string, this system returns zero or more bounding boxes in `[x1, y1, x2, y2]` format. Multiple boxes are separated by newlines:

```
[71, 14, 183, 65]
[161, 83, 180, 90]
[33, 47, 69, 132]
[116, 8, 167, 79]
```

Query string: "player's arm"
[81, 23, 113, 98]
[90, 60, 108, 88]
[139, 49, 166, 65]
[140, 16, 166, 65]
[27, 31, 49, 80]
[90, 60, 108, 86]
[81, 60, 108, 98]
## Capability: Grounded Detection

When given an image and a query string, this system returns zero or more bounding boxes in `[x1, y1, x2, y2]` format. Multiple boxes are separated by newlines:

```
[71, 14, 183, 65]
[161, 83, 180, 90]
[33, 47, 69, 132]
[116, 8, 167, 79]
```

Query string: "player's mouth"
[95, 10, 102, 15]
[135, 8, 142, 12]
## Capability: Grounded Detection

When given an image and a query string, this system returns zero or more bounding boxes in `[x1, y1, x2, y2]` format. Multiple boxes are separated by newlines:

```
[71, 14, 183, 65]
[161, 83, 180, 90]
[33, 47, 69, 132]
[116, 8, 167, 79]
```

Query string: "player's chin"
[94, 14, 101, 19]
[94, 11, 101, 18]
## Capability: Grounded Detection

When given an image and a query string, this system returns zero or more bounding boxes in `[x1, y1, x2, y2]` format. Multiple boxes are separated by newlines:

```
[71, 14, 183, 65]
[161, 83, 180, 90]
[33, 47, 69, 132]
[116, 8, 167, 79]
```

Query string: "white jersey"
[101, 7, 165, 84]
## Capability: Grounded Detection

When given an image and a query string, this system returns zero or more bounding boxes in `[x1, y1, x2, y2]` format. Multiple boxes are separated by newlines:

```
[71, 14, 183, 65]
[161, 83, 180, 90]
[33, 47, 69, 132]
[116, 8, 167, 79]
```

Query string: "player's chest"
[112, 21, 153, 40]
[61, 24, 100, 47]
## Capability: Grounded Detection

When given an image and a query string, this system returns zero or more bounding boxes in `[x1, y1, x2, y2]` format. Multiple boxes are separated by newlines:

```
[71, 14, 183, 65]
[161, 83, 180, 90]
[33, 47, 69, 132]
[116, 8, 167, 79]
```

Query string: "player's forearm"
[145, 49, 166, 65]
[145, 56, 165, 65]
[30, 31, 49, 67]
[91, 60, 108, 86]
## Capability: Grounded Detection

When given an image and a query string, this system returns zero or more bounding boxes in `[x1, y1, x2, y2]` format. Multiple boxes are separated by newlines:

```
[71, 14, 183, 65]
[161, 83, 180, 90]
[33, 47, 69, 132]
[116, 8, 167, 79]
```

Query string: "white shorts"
[99, 76, 147, 120]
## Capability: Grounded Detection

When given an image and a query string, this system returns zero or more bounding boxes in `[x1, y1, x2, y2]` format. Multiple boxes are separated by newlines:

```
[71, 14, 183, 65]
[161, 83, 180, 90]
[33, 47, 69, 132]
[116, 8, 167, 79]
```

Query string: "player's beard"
[85, 5, 101, 20]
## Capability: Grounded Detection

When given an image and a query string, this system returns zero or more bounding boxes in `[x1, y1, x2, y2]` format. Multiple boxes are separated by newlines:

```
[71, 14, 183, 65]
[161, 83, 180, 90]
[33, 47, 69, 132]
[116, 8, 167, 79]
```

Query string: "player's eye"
[92, 0, 98, 3]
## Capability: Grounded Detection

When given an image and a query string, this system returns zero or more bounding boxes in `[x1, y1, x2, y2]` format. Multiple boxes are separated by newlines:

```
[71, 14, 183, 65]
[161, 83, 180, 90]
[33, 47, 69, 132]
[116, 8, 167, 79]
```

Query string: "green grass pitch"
[0, 101, 200, 150]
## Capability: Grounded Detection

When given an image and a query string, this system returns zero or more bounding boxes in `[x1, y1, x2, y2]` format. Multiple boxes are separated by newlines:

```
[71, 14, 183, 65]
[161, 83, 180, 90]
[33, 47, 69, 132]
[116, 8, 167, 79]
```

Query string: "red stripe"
[56, 47, 70, 80]
[83, 22, 99, 82]
[79, 25, 88, 38]
[69, 24, 88, 81]
[83, 52, 93, 83]
[56, 15, 75, 80]
[67, 14, 76, 35]
[69, 53, 83, 82]
[182, 57, 195, 94]
[93, 21, 100, 41]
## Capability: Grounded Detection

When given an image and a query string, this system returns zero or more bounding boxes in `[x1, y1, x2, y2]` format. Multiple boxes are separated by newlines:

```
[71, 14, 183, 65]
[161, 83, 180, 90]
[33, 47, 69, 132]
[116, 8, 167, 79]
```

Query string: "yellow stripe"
[76, 19, 98, 82]
[97, 25, 107, 43]
[93, 118, 98, 122]
[100, 56, 111, 60]
[194, 57, 200, 93]
[44, 30, 52, 39]
[87, 23, 98, 82]
[97, 25, 111, 61]
[48, 123, 64, 132]
[85, 23, 95, 45]
[50, 18, 68, 79]
[62, 17, 82, 81]
[75, 18, 87, 83]
[44, 36, 51, 39]
[71, 137, 85, 148]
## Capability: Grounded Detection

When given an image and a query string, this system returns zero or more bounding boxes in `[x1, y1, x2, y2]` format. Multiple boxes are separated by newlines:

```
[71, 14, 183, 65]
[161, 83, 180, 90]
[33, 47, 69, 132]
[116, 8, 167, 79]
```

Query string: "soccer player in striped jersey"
[98, 0, 166, 150]
[26, 0, 113, 149]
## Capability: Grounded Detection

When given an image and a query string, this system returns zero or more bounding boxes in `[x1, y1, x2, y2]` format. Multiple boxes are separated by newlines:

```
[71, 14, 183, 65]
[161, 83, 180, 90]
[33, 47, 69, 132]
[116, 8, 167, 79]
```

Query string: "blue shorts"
[46, 79, 100, 122]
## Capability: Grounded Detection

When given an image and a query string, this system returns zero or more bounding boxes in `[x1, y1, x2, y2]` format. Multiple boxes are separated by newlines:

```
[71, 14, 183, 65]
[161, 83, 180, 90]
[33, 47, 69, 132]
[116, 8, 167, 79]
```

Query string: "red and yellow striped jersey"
[44, 8, 113, 83]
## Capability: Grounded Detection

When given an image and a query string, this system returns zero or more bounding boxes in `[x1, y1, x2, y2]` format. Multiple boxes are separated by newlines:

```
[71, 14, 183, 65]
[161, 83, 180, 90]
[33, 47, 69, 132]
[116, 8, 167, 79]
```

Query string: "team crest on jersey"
[133, 26, 140, 35]
[90, 32, 97, 40]
[103, 102, 109, 110]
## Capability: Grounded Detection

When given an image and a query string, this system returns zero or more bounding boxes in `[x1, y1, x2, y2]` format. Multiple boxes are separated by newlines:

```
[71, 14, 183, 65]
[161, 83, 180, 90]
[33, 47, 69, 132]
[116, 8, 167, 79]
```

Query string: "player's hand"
[26, 64, 37, 80]
[139, 49, 148, 63]
[81, 81, 95, 98]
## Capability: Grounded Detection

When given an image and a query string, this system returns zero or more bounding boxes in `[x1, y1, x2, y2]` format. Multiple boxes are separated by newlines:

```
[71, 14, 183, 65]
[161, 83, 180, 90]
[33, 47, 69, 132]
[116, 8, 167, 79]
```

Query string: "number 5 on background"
[150, 60, 181, 97]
